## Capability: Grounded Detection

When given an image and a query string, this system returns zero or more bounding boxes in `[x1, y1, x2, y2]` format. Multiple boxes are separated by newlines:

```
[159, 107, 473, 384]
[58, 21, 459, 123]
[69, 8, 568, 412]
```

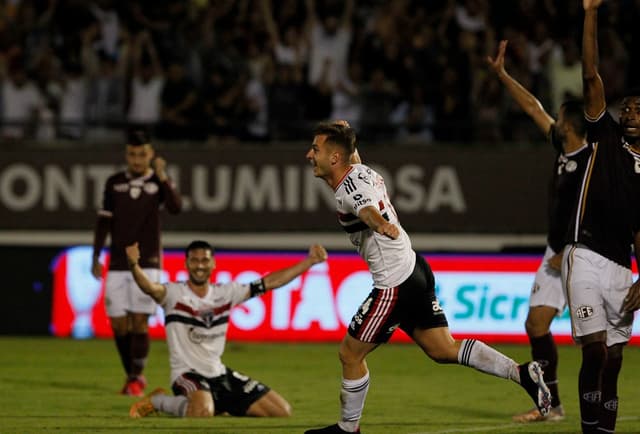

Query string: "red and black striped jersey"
[334, 164, 416, 288]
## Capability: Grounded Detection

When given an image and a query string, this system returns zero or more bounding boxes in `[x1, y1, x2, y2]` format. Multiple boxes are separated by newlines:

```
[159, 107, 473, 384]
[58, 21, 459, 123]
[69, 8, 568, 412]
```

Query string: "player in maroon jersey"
[91, 128, 182, 396]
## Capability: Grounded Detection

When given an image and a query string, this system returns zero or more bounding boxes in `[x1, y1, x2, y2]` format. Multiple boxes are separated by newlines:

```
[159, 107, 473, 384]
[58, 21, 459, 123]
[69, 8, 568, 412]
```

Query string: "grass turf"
[1, 337, 639, 433]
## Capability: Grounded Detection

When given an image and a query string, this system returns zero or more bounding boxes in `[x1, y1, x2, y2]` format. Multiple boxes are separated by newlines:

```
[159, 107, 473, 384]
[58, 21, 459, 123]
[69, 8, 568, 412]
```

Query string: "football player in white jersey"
[304, 121, 551, 434]
[126, 240, 327, 418]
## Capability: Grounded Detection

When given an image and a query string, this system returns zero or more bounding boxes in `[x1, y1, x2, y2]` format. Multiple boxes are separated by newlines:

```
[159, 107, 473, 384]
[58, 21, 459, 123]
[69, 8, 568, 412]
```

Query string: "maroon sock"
[130, 332, 150, 378]
[599, 350, 622, 432]
[579, 342, 607, 433]
[114, 333, 132, 376]
[530, 332, 560, 407]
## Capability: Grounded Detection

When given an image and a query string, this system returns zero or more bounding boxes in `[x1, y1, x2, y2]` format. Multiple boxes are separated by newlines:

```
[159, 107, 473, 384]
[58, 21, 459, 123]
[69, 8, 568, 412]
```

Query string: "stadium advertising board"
[50, 247, 640, 344]
[0, 147, 552, 234]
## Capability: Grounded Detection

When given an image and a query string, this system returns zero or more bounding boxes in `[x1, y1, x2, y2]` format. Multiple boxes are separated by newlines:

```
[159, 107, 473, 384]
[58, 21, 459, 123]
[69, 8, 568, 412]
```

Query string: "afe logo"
[576, 306, 594, 319]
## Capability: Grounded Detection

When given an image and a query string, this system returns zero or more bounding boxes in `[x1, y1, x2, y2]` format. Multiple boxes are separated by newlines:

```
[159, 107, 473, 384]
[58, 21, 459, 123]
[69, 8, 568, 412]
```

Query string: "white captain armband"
[249, 278, 267, 297]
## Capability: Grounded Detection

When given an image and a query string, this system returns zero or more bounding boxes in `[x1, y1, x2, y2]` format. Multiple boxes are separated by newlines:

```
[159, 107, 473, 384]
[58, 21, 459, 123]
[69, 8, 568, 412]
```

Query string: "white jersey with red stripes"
[334, 163, 416, 288]
[160, 281, 248, 383]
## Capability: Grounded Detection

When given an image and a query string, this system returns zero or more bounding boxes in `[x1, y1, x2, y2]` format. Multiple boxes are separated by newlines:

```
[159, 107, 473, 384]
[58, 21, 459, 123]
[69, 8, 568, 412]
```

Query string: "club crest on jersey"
[201, 310, 216, 327]
[635, 160, 640, 174]
[129, 186, 141, 199]
[565, 160, 577, 172]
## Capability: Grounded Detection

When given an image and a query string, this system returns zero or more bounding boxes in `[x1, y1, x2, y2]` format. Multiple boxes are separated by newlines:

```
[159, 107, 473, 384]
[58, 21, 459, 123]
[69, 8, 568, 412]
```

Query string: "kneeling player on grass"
[126, 240, 328, 418]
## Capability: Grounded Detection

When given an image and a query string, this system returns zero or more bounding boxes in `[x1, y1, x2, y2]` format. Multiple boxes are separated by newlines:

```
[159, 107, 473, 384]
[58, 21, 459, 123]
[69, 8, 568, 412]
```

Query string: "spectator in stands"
[157, 58, 201, 141]
[305, 0, 353, 89]
[1, 57, 43, 139]
[127, 31, 163, 131]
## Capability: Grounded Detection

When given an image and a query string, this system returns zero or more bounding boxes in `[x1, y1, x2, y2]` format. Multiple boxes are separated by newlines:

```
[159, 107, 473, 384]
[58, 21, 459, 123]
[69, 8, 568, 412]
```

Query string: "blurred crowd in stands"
[0, 0, 638, 145]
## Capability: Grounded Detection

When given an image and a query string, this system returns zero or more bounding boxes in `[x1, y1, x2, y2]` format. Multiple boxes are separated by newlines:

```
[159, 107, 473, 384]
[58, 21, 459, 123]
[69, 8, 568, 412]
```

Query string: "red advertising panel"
[50, 247, 640, 344]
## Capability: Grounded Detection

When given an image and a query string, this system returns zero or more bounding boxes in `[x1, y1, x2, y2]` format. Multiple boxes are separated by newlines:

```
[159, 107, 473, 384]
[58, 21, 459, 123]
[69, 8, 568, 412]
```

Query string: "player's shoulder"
[106, 171, 128, 184]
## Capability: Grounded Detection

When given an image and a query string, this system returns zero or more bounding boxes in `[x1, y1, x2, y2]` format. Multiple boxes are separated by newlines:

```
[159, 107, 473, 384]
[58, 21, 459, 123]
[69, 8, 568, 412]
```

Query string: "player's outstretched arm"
[487, 40, 554, 134]
[582, 0, 606, 119]
[262, 244, 328, 291]
[358, 206, 399, 239]
[125, 242, 167, 303]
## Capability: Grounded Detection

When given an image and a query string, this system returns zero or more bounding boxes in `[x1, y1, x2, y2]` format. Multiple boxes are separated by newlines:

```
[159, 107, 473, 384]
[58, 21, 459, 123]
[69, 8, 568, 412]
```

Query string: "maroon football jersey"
[98, 170, 182, 270]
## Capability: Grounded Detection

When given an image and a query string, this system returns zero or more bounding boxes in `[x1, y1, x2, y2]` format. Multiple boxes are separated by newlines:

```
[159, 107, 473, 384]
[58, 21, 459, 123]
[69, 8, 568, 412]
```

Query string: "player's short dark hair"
[313, 121, 357, 155]
[127, 128, 151, 147]
[560, 99, 586, 137]
[185, 240, 214, 257]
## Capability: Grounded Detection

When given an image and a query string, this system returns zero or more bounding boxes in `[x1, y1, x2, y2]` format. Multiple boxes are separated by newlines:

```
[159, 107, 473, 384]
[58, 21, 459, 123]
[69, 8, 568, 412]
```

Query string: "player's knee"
[187, 404, 214, 417]
[186, 391, 214, 417]
[338, 345, 362, 367]
[130, 314, 150, 333]
[524, 318, 547, 337]
[607, 343, 624, 360]
[272, 400, 292, 417]
[110, 319, 128, 336]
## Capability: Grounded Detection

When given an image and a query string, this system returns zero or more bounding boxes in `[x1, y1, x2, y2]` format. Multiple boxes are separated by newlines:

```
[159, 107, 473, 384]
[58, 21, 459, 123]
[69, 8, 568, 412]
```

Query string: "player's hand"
[153, 157, 168, 182]
[125, 242, 141, 267]
[583, 0, 603, 10]
[378, 222, 399, 240]
[623, 280, 640, 312]
[547, 252, 563, 272]
[91, 257, 103, 279]
[308, 244, 328, 264]
[486, 40, 507, 75]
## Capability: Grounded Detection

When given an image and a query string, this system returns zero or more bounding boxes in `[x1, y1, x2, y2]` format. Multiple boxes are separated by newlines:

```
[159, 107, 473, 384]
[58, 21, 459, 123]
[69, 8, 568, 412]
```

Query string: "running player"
[563, 1, 640, 432]
[91, 128, 183, 396]
[487, 39, 590, 423]
[127, 240, 327, 418]
[304, 121, 551, 434]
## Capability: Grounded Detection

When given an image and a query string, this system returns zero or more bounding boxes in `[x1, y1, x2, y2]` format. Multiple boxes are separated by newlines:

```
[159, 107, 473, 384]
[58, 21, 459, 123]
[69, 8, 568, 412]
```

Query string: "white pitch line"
[408, 423, 524, 434]
[408, 416, 640, 434]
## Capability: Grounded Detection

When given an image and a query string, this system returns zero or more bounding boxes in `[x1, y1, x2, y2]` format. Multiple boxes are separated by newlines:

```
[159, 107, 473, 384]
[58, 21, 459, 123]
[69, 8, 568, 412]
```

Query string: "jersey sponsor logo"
[352, 193, 372, 207]
[114, 183, 129, 192]
[187, 327, 225, 344]
[576, 305, 594, 319]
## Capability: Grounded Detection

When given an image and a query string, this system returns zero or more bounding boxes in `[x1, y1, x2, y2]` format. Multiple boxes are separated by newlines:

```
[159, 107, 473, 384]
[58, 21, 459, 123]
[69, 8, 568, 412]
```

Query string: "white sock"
[337, 371, 370, 432]
[151, 394, 189, 417]
[457, 339, 519, 381]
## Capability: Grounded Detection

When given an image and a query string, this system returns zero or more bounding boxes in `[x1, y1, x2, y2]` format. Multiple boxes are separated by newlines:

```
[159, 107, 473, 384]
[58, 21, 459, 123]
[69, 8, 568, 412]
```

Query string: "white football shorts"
[529, 245, 566, 313]
[562, 245, 633, 346]
[105, 269, 160, 317]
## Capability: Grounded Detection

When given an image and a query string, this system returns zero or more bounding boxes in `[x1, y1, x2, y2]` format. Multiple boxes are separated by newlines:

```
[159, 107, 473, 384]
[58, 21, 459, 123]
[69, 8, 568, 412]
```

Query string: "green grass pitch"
[1, 337, 640, 433]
